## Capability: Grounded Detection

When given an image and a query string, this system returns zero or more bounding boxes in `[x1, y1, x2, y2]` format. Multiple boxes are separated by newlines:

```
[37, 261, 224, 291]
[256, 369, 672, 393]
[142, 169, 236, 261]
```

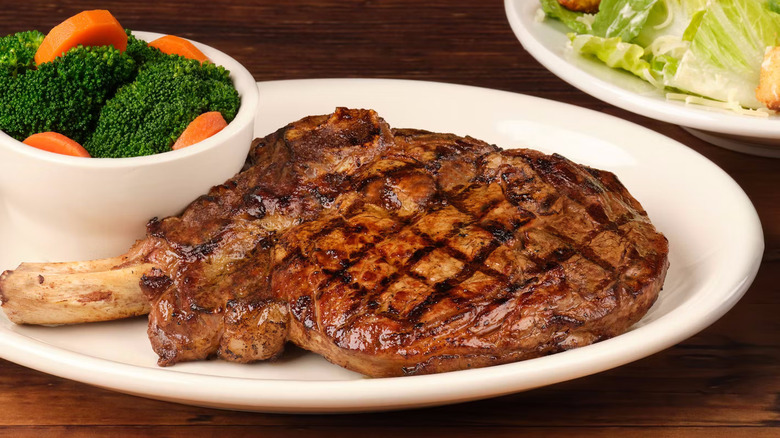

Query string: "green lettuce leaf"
[569, 34, 654, 80]
[634, 0, 707, 46]
[666, 0, 780, 108]
[591, 0, 659, 41]
[540, 0, 592, 34]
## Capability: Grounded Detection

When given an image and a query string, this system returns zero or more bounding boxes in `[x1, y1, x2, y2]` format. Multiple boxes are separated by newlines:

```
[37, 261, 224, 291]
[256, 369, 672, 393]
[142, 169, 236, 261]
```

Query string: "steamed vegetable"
[0, 10, 241, 158]
[172, 111, 228, 150]
[0, 30, 45, 76]
[23, 132, 91, 157]
[0, 44, 137, 144]
[541, 0, 780, 111]
[84, 39, 239, 158]
[34, 10, 127, 64]
[148, 35, 209, 63]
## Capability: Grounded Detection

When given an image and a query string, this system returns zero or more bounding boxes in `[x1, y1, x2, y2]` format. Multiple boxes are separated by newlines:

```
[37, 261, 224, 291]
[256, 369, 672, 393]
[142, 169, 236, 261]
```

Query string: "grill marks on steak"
[276, 137, 667, 376]
[140, 109, 394, 365]
[139, 108, 669, 376]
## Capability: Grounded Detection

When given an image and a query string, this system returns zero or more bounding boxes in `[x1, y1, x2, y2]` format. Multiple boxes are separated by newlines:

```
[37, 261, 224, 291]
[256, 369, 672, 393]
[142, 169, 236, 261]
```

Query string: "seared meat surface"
[135, 107, 668, 376]
[138, 109, 395, 365]
[0, 108, 668, 377]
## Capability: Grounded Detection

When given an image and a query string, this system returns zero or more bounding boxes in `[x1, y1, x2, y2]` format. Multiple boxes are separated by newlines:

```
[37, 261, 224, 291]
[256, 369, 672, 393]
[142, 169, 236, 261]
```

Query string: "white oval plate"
[505, 0, 780, 158]
[0, 79, 764, 413]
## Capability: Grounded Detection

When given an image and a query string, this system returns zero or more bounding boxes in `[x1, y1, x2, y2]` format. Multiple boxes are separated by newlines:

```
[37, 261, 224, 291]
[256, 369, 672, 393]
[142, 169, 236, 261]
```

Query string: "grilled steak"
[0, 108, 669, 377]
[133, 108, 668, 376]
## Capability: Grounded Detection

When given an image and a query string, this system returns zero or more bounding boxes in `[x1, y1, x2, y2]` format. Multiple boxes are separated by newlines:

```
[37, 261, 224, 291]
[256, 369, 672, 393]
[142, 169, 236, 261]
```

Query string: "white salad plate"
[0, 79, 764, 413]
[505, 0, 780, 158]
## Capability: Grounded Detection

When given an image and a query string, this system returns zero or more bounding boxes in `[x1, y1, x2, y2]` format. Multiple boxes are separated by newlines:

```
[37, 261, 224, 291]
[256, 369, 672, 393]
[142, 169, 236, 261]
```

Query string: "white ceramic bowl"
[0, 31, 259, 263]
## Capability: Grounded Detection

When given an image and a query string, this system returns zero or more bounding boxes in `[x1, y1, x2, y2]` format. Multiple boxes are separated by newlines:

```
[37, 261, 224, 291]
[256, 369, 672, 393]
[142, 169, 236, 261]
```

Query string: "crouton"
[756, 46, 780, 111]
[557, 0, 601, 13]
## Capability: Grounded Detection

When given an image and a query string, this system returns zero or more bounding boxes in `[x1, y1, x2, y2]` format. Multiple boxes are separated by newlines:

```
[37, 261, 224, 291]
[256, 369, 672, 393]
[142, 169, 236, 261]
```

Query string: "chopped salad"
[539, 0, 780, 115]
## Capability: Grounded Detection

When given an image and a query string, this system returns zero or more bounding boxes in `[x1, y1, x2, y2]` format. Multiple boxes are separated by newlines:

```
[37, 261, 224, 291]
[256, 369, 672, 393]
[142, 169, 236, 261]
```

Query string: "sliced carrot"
[148, 35, 209, 63]
[172, 112, 228, 150]
[34, 10, 127, 65]
[23, 132, 91, 157]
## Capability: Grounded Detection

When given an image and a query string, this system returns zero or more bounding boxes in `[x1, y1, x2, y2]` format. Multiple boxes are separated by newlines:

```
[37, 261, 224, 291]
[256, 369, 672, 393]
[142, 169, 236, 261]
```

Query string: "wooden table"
[2, 1, 778, 436]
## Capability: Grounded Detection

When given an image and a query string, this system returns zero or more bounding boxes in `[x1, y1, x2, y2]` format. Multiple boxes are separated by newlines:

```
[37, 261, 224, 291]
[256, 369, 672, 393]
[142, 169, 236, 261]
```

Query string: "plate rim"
[0, 78, 765, 413]
[504, 0, 780, 139]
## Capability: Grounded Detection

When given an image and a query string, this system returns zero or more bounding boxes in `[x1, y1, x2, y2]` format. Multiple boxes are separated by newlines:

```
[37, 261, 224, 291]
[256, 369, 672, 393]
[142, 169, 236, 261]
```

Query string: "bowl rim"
[0, 30, 259, 169]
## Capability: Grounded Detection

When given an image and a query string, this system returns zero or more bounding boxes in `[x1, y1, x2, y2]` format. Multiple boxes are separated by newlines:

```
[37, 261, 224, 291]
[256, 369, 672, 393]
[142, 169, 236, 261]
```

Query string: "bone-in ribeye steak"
[2, 108, 670, 377]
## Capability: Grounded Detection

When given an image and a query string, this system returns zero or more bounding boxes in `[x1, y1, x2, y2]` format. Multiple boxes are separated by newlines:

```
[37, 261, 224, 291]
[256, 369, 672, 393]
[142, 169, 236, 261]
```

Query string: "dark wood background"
[1, 1, 778, 436]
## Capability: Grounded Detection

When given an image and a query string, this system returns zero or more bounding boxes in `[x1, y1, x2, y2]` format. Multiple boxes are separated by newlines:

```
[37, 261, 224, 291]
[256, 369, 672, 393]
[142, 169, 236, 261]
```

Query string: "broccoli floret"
[0, 45, 138, 144]
[124, 31, 169, 67]
[85, 50, 240, 158]
[0, 30, 45, 77]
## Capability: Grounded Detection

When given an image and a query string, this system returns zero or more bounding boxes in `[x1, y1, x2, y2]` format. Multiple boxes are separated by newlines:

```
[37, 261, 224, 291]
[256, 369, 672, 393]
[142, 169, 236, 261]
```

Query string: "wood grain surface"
[1, 1, 779, 436]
